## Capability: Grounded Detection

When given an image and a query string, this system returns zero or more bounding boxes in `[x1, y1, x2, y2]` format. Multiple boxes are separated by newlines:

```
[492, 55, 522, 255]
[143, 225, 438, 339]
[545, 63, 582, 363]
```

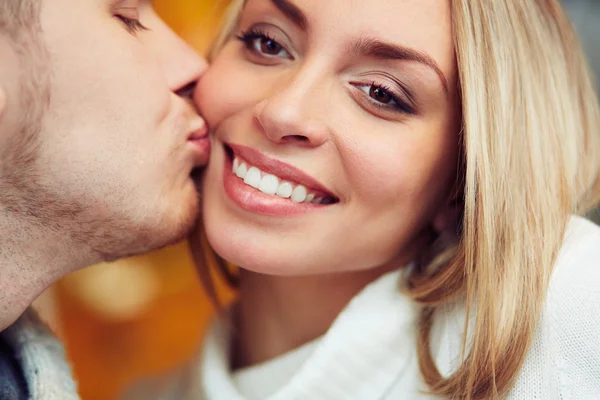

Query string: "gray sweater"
[0, 310, 80, 400]
[0, 335, 28, 399]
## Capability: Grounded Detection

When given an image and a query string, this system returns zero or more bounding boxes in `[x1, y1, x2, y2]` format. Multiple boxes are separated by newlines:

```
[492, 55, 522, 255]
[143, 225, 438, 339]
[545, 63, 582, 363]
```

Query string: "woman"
[129, 0, 600, 398]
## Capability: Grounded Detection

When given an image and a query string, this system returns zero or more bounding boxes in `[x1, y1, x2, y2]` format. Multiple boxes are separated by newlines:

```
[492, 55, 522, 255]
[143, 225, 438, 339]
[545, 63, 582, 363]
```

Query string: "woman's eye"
[116, 15, 148, 34]
[368, 85, 395, 105]
[356, 83, 399, 106]
[257, 37, 283, 55]
[353, 82, 414, 115]
[237, 30, 292, 59]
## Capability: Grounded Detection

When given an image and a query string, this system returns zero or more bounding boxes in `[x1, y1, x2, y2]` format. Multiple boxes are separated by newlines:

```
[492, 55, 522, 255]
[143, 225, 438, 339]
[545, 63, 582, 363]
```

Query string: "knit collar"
[2, 309, 80, 400]
[196, 269, 420, 400]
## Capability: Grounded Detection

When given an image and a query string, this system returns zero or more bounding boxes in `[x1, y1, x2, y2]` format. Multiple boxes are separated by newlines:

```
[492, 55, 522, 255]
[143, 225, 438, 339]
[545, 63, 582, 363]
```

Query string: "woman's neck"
[231, 264, 399, 370]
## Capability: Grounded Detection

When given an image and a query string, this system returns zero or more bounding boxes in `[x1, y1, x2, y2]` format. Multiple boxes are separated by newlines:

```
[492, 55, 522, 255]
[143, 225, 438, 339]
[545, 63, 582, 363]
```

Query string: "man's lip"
[188, 124, 208, 140]
[187, 136, 211, 169]
[226, 142, 335, 198]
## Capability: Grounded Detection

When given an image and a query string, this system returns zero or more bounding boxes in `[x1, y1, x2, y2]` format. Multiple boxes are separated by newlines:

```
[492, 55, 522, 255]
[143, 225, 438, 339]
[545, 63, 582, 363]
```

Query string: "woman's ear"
[432, 196, 463, 234]
[418, 197, 462, 276]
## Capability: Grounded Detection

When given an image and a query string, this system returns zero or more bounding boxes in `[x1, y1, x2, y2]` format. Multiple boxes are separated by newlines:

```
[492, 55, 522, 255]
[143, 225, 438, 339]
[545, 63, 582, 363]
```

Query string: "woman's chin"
[205, 228, 320, 277]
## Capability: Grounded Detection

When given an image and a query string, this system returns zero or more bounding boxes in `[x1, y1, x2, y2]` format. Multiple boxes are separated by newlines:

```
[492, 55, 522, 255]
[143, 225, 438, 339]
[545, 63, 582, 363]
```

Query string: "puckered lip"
[188, 123, 208, 140]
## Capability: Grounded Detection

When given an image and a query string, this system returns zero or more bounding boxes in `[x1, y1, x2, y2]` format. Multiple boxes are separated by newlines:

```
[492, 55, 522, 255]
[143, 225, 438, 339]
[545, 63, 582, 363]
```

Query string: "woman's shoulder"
[549, 215, 600, 305]
[545, 215, 600, 338]
[519, 215, 600, 398]
[560, 214, 600, 255]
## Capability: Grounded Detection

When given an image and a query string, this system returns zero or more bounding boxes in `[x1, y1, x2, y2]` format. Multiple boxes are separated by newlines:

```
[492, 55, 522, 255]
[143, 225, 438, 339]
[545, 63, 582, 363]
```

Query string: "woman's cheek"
[342, 138, 413, 202]
[198, 50, 262, 125]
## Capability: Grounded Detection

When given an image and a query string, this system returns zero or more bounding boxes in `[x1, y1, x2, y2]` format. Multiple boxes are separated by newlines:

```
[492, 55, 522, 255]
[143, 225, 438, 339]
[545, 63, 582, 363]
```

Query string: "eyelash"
[362, 82, 414, 115]
[116, 15, 148, 34]
[236, 28, 291, 58]
[237, 27, 273, 44]
[236, 28, 413, 115]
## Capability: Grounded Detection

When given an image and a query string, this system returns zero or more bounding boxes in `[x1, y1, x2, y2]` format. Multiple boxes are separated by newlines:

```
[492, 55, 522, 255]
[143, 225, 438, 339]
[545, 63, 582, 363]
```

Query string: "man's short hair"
[0, 0, 51, 225]
[0, 1, 40, 39]
[0, 0, 48, 103]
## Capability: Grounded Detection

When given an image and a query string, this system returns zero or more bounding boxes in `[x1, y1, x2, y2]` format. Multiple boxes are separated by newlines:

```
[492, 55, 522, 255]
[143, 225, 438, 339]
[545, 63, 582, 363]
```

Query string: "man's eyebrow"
[270, 0, 308, 30]
[352, 37, 449, 94]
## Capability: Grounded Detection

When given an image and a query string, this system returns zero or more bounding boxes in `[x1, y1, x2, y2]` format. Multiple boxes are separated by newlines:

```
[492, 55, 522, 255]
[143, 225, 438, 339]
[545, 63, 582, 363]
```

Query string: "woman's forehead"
[241, 0, 457, 85]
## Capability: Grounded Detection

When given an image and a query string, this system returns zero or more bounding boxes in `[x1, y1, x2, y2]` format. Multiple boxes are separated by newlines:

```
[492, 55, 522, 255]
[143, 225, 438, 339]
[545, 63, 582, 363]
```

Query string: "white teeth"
[276, 182, 293, 198]
[232, 157, 330, 205]
[244, 167, 261, 188]
[258, 174, 279, 195]
[236, 162, 248, 179]
[291, 185, 308, 203]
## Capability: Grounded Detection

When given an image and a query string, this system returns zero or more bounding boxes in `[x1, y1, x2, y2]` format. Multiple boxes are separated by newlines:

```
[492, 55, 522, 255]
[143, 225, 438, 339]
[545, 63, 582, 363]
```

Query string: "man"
[0, 0, 209, 398]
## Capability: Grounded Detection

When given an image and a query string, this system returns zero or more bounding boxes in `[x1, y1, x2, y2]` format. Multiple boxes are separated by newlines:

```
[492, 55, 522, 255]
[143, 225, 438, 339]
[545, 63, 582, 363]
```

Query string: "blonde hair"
[197, 0, 600, 398]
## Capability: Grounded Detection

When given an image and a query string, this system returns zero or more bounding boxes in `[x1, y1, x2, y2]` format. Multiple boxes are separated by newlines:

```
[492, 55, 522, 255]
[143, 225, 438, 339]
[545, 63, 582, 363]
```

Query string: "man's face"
[0, 0, 209, 262]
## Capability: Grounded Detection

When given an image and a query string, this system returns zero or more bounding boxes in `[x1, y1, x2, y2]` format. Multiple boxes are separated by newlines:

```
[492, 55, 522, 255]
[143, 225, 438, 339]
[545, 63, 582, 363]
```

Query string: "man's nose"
[166, 48, 207, 94]
[144, 11, 208, 94]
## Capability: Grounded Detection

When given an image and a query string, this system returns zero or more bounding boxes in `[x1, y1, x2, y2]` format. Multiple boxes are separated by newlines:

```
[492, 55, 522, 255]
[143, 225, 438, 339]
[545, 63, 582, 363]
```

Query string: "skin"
[195, 0, 460, 367]
[0, 0, 208, 330]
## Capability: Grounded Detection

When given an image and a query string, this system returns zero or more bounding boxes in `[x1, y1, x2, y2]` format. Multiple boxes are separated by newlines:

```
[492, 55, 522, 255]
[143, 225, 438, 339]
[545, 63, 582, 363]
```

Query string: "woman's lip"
[222, 155, 328, 216]
[226, 142, 335, 198]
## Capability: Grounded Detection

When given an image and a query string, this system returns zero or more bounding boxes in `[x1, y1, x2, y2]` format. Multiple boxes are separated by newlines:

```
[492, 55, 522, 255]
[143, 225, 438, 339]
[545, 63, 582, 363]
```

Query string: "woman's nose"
[252, 72, 332, 148]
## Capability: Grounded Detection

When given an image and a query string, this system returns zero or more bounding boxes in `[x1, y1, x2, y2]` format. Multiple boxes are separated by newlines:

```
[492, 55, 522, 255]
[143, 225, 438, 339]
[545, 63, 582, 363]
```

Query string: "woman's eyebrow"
[351, 37, 449, 95]
[270, 0, 308, 30]
[267, 0, 449, 95]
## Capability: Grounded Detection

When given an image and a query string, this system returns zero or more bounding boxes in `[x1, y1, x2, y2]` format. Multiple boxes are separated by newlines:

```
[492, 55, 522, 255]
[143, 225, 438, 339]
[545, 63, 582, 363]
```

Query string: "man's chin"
[97, 198, 200, 263]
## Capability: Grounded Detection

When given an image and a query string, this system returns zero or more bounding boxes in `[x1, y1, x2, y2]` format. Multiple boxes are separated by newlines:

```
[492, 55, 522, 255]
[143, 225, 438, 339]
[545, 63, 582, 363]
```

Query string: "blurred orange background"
[22, 1, 600, 399]
[46, 2, 233, 399]
[27, 2, 600, 399]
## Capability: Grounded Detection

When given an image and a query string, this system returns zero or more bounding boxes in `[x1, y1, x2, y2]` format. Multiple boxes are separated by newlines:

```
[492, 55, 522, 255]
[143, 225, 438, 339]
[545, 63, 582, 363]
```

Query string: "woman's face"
[196, 0, 460, 276]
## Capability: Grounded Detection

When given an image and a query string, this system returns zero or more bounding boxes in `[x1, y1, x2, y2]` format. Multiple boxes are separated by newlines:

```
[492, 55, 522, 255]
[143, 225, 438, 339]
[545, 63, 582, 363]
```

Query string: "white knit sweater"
[1, 310, 80, 400]
[127, 215, 600, 399]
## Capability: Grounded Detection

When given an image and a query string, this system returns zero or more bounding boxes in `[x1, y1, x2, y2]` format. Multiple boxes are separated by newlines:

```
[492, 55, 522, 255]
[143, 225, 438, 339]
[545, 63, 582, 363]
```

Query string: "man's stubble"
[0, 28, 193, 268]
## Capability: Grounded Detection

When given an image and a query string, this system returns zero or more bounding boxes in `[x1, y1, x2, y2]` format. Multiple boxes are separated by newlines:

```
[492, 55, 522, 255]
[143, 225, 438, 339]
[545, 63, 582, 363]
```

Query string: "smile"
[232, 157, 333, 204]
[221, 143, 338, 216]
